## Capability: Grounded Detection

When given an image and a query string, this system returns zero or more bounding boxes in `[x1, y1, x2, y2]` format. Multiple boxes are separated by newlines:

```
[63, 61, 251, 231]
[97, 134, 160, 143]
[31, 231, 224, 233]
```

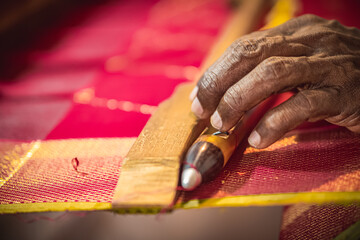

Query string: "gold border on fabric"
[0, 140, 41, 187]
[178, 192, 360, 209]
[0, 202, 112, 214]
[1, 192, 359, 214]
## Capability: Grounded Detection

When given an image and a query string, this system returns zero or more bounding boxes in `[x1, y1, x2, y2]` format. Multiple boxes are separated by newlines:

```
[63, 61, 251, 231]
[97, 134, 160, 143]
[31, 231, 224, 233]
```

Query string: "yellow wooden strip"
[112, 84, 208, 208]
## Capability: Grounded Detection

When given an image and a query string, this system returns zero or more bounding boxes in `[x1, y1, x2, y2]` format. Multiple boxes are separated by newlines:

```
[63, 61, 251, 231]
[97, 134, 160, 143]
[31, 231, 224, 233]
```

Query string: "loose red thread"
[71, 157, 89, 176]
[71, 157, 79, 170]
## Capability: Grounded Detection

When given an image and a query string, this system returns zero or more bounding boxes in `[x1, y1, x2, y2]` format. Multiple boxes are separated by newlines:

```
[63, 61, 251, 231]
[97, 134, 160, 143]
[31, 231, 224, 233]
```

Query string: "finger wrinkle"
[200, 70, 221, 92]
[345, 114, 360, 127]
[328, 111, 360, 127]
[217, 58, 234, 73]
[294, 91, 315, 118]
[256, 57, 291, 86]
[263, 57, 294, 79]
[222, 87, 244, 112]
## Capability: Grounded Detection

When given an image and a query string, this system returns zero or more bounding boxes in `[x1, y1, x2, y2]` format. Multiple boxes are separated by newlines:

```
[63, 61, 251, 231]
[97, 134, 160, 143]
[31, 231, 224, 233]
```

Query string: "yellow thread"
[73, 88, 157, 115]
[0, 202, 112, 214]
[244, 135, 297, 154]
[2, 192, 359, 214]
[178, 192, 360, 209]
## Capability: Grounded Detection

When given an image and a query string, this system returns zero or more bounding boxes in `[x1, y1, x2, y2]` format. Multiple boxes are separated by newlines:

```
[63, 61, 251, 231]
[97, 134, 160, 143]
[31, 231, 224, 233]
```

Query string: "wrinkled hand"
[190, 14, 360, 149]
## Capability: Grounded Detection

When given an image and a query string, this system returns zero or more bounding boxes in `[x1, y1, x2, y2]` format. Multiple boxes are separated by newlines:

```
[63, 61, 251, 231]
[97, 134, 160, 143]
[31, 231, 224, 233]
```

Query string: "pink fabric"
[0, 0, 229, 140]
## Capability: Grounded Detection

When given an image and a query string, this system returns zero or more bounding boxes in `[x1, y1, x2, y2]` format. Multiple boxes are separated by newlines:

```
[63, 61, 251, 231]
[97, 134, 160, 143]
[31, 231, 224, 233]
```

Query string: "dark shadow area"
[0, 0, 114, 80]
[0, 207, 282, 240]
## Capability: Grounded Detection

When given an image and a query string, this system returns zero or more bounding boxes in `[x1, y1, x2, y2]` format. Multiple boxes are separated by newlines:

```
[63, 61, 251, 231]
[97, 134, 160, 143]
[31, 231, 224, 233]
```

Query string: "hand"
[190, 14, 360, 148]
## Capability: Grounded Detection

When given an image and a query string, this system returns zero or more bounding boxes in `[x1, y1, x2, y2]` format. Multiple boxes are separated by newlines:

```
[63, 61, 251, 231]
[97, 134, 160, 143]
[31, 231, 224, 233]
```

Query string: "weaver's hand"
[190, 14, 360, 149]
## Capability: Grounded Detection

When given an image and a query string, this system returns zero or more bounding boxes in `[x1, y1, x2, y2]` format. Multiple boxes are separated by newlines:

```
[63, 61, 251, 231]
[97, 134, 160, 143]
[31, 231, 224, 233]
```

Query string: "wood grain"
[112, 84, 207, 207]
[112, 0, 268, 209]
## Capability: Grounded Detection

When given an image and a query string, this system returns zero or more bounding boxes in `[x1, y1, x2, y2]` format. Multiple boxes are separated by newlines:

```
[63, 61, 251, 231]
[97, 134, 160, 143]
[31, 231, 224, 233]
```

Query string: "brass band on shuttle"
[194, 134, 237, 166]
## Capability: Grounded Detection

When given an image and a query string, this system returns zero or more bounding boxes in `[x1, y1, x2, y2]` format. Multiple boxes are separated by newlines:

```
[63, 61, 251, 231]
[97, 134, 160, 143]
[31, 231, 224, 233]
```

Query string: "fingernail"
[189, 86, 198, 101]
[191, 97, 203, 117]
[248, 130, 261, 148]
[211, 111, 222, 129]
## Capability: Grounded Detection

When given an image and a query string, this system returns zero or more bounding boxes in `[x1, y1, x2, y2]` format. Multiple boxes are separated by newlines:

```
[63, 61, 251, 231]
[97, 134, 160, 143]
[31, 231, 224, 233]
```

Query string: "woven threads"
[311, 169, 360, 192]
[1, 129, 360, 213]
[0, 140, 41, 188]
[0, 138, 135, 205]
[280, 204, 360, 240]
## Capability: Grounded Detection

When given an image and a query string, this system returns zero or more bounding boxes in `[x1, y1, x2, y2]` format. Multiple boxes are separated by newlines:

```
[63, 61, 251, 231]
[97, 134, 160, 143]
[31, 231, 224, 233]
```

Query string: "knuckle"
[259, 57, 290, 81]
[230, 38, 263, 58]
[296, 91, 316, 116]
[298, 14, 323, 23]
[283, 14, 324, 30]
[326, 19, 342, 28]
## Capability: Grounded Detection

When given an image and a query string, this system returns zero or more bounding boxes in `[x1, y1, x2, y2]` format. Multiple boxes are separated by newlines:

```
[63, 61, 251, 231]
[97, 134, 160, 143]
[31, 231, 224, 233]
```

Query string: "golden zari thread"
[0, 141, 41, 187]
[73, 88, 157, 115]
